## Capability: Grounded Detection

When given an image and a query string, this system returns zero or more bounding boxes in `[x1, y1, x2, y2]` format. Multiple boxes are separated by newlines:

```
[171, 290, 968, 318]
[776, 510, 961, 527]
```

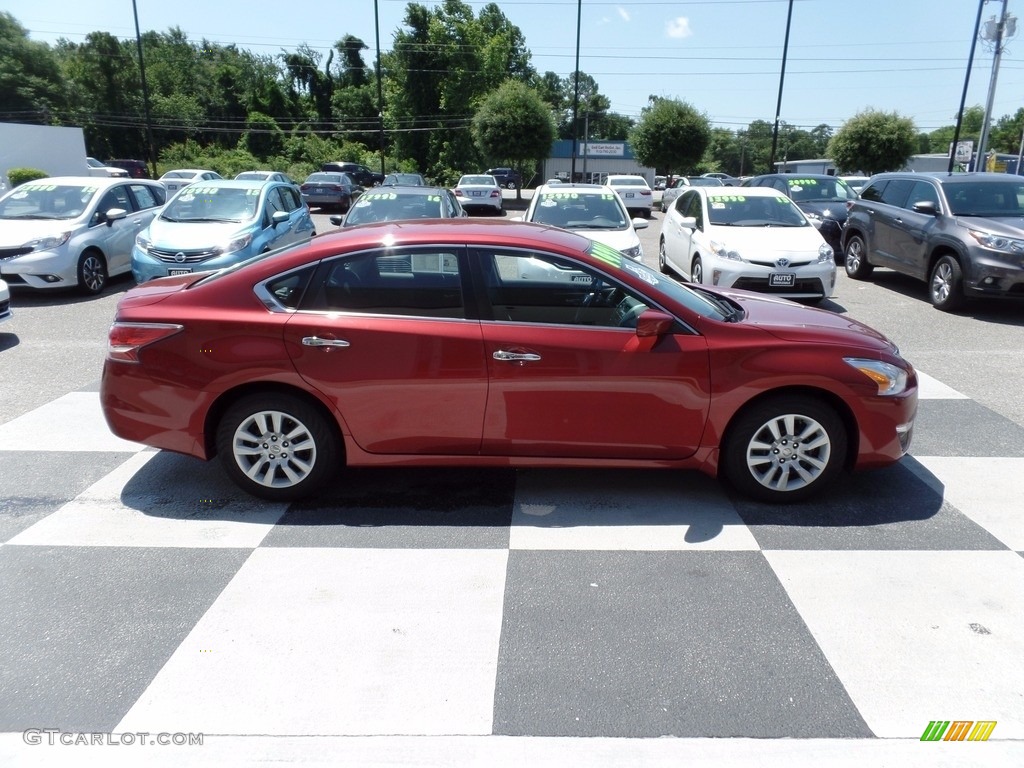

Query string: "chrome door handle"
[302, 336, 350, 348]
[493, 350, 541, 362]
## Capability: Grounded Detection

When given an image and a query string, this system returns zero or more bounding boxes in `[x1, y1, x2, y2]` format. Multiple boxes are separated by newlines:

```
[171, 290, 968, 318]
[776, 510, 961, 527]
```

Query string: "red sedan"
[100, 219, 917, 503]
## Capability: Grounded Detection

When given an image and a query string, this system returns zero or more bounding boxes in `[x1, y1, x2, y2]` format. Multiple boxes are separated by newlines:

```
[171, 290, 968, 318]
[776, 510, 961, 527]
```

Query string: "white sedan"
[658, 187, 836, 303]
[159, 168, 224, 194]
[605, 174, 654, 217]
[453, 174, 503, 214]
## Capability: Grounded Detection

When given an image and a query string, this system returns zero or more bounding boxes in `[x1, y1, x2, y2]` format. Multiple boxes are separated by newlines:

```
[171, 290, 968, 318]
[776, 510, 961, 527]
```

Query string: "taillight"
[491, 190, 500, 198]
[640, 190, 652, 196]
[107, 322, 183, 363]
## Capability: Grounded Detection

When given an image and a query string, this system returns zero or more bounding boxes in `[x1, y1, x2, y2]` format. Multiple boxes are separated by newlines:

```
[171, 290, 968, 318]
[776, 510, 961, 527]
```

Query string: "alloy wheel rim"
[932, 263, 951, 302]
[745, 413, 831, 492]
[83, 257, 104, 291]
[232, 410, 317, 488]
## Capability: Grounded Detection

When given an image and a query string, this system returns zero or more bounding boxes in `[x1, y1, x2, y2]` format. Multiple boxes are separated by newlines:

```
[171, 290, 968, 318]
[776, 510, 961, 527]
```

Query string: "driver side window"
[477, 249, 649, 328]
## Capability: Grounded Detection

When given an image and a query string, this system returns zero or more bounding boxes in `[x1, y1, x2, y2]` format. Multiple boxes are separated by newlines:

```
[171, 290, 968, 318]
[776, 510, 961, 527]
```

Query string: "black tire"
[844, 233, 873, 279]
[657, 238, 671, 275]
[216, 393, 341, 501]
[929, 255, 965, 311]
[77, 250, 108, 295]
[505, 181, 516, 190]
[691, 256, 704, 284]
[722, 395, 847, 503]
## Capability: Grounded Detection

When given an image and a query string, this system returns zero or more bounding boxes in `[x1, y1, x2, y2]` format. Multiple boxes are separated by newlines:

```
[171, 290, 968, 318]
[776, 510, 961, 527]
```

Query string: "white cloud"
[618, 7, 631, 22]
[666, 17, 693, 39]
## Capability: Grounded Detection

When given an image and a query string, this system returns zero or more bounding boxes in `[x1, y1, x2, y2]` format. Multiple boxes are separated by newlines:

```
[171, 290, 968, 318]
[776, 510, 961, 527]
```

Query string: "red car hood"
[716, 289, 897, 352]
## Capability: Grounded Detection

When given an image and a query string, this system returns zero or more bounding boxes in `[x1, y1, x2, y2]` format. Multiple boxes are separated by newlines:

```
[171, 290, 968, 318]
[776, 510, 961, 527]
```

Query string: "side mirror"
[103, 207, 127, 226]
[271, 210, 289, 226]
[631, 217, 649, 230]
[635, 309, 675, 338]
[329, 215, 344, 226]
[678, 216, 697, 230]
[911, 200, 939, 216]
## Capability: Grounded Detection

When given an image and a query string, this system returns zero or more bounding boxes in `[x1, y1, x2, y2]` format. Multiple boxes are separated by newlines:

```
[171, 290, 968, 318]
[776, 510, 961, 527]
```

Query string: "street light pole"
[374, 0, 386, 177]
[570, 0, 582, 182]
[131, 0, 157, 178]
[768, 0, 794, 173]
[949, 0, 987, 173]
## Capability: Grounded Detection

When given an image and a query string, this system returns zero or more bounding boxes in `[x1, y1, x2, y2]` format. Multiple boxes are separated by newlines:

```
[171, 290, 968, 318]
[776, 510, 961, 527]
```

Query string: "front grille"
[0, 299, 10, 316]
[732, 277, 825, 294]
[747, 259, 814, 268]
[1, 274, 26, 285]
[148, 247, 220, 264]
[0, 246, 34, 260]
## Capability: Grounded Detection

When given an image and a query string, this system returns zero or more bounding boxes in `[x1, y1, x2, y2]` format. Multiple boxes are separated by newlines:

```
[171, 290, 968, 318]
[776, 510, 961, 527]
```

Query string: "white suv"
[604, 175, 653, 217]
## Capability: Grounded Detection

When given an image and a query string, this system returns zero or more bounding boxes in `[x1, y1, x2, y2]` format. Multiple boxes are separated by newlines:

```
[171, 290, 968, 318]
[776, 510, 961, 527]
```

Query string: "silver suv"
[842, 172, 1024, 310]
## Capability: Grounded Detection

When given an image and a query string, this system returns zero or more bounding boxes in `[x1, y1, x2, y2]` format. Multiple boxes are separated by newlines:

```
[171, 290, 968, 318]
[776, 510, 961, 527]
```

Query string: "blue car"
[132, 180, 315, 283]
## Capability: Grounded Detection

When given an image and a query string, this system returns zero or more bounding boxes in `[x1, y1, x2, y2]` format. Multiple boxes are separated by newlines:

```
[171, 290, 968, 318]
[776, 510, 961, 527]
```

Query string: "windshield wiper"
[691, 286, 743, 322]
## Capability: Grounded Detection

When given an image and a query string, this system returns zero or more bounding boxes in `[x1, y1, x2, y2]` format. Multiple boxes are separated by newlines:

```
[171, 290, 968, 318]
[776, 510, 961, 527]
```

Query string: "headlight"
[219, 232, 253, 255]
[709, 240, 742, 261]
[621, 245, 642, 260]
[25, 232, 72, 252]
[135, 232, 151, 250]
[967, 229, 1024, 253]
[844, 358, 909, 396]
[817, 243, 834, 263]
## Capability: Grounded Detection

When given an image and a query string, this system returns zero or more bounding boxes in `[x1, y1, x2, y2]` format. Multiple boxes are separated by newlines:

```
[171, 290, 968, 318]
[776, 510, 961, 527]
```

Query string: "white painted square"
[116, 548, 509, 735]
[509, 470, 758, 551]
[8, 452, 286, 549]
[916, 370, 968, 400]
[765, 550, 1024, 738]
[913, 456, 1024, 551]
[0, 391, 144, 452]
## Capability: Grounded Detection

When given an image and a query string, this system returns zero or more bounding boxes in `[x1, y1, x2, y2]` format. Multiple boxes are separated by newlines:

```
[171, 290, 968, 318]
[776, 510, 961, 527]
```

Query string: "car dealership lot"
[1, 197, 1023, 763]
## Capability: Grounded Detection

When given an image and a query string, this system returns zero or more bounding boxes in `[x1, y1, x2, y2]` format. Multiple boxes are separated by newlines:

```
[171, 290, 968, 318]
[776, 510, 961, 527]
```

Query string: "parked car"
[744, 174, 857, 259]
[299, 172, 363, 212]
[320, 162, 385, 188]
[159, 169, 223, 195]
[330, 185, 465, 227]
[86, 157, 128, 178]
[520, 183, 648, 261]
[100, 218, 917, 505]
[0, 176, 166, 294]
[661, 176, 725, 211]
[0, 277, 10, 324]
[235, 171, 293, 184]
[842, 171, 1024, 311]
[382, 173, 427, 186]
[131, 179, 315, 284]
[654, 176, 667, 191]
[485, 167, 521, 189]
[106, 159, 151, 179]
[605, 175, 654, 217]
[453, 174, 503, 214]
[659, 186, 836, 303]
[702, 172, 741, 186]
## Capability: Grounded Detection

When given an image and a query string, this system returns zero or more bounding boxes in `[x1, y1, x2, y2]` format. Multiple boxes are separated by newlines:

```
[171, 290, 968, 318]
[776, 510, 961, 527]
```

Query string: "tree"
[628, 97, 711, 177]
[472, 80, 555, 197]
[0, 12, 64, 122]
[827, 109, 916, 175]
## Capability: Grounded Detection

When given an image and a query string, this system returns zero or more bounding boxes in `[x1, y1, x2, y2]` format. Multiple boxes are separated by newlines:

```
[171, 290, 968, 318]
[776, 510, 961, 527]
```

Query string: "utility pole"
[768, 0, 794, 173]
[949, 0, 987, 173]
[977, 0, 1017, 168]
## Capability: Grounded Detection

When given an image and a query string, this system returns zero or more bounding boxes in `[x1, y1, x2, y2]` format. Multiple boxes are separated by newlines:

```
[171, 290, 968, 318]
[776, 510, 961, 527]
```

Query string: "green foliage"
[629, 98, 711, 176]
[243, 111, 284, 160]
[7, 167, 49, 186]
[827, 109, 917, 175]
[0, 12, 63, 120]
[472, 80, 555, 190]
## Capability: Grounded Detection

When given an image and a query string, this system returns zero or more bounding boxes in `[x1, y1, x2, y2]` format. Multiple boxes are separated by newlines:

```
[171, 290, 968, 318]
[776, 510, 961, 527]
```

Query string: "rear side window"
[129, 183, 162, 210]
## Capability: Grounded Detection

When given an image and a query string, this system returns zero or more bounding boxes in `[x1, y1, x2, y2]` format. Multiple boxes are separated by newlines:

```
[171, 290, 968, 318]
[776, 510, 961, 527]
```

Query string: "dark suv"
[321, 162, 384, 188]
[106, 159, 151, 178]
[485, 167, 521, 189]
[744, 173, 857, 259]
[842, 172, 1024, 310]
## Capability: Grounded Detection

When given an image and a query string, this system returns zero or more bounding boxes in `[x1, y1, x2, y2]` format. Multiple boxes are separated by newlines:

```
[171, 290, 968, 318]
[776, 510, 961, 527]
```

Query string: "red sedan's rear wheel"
[216, 393, 341, 501]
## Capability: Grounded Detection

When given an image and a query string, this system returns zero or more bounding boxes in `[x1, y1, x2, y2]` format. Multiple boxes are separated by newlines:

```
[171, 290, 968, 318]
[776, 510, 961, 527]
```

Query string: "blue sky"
[5, 0, 1022, 134]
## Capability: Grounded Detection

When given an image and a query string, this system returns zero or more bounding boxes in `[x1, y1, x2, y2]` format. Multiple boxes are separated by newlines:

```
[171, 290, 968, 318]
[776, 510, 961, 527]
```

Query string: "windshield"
[586, 240, 733, 321]
[343, 191, 441, 226]
[707, 193, 808, 227]
[531, 191, 628, 229]
[943, 180, 1024, 217]
[785, 177, 856, 202]
[163, 186, 259, 223]
[0, 182, 99, 220]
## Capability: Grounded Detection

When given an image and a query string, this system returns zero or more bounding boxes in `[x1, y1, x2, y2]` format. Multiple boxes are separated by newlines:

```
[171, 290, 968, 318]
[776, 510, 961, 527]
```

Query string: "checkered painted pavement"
[1, 371, 1022, 766]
